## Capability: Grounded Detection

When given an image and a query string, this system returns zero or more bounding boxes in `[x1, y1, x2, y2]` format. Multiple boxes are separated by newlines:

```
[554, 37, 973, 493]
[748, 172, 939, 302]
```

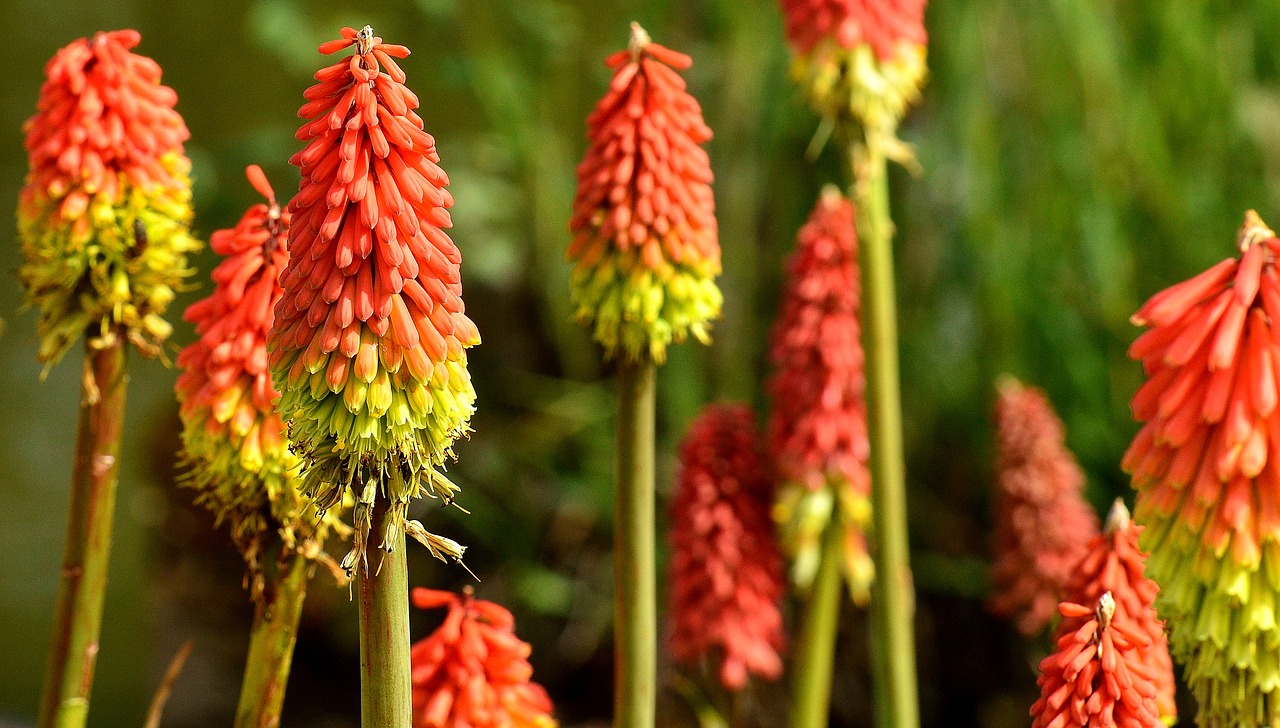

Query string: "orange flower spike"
[409, 587, 557, 728]
[1125, 210, 1280, 727]
[176, 167, 342, 594]
[17, 29, 201, 368]
[988, 378, 1099, 636]
[778, 0, 928, 145]
[1064, 500, 1177, 723]
[566, 22, 722, 363]
[1030, 594, 1164, 728]
[268, 27, 478, 571]
[668, 405, 787, 691]
[768, 188, 874, 600]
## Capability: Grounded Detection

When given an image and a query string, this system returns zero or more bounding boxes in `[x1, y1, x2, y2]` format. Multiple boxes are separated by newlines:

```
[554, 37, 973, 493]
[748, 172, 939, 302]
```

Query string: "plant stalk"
[788, 516, 843, 728]
[358, 498, 412, 727]
[37, 339, 128, 728]
[614, 360, 657, 728]
[235, 553, 310, 728]
[855, 144, 920, 728]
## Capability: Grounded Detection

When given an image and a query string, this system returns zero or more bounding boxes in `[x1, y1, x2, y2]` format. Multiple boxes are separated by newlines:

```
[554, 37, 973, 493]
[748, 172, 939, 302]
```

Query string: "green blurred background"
[2, 0, 1278, 725]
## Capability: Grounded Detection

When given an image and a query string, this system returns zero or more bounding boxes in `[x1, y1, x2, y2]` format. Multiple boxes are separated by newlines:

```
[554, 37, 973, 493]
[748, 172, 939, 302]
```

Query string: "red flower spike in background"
[18, 29, 201, 367]
[1124, 211, 1280, 726]
[268, 26, 479, 571]
[1029, 594, 1164, 728]
[566, 22, 722, 363]
[769, 188, 874, 600]
[410, 587, 557, 728]
[988, 378, 1099, 636]
[176, 166, 343, 595]
[1063, 499, 1177, 723]
[778, 0, 928, 160]
[668, 404, 787, 691]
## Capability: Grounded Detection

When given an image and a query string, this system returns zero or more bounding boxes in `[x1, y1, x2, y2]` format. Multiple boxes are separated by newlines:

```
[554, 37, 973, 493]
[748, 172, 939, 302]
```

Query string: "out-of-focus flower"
[268, 27, 478, 572]
[1124, 210, 1280, 727]
[989, 378, 1099, 635]
[1064, 500, 1176, 723]
[410, 587, 556, 728]
[769, 188, 873, 601]
[778, 0, 928, 149]
[18, 29, 200, 367]
[176, 166, 343, 596]
[566, 22, 721, 363]
[1029, 594, 1164, 728]
[668, 404, 786, 691]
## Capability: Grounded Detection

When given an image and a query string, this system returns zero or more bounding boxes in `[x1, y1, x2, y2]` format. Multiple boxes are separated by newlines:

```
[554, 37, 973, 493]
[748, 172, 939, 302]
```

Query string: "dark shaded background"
[3, 0, 1279, 725]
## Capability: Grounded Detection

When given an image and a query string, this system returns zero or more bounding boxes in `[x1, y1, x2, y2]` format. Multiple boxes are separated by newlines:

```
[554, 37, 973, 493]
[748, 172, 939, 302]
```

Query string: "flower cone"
[1124, 210, 1280, 726]
[768, 187, 874, 601]
[18, 29, 201, 368]
[668, 404, 787, 692]
[1064, 499, 1177, 723]
[988, 378, 1099, 636]
[410, 587, 557, 728]
[267, 26, 479, 571]
[176, 165, 344, 597]
[566, 22, 721, 363]
[1029, 594, 1164, 728]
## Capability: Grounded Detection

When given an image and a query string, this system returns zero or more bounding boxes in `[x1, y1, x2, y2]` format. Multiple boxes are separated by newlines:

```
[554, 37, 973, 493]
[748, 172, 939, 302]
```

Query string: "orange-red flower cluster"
[566, 23, 721, 363]
[18, 29, 200, 366]
[989, 379, 1098, 636]
[1064, 500, 1176, 723]
[410, 587, 556, 728]
[668, 405, 786, 691]
[268, 26, 478, 570]
[1030, 595, 1164, 728]
[779, 0, 928, 59]
[1124, 211, 1280, 725]
[768, 188, 873, 599]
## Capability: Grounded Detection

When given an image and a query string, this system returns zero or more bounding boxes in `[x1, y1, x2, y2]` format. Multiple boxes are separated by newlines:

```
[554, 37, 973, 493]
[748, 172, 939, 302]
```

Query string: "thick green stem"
[235, 553, 310, 728]
[614, 360, 657, 728]
[856, 149, 920, 728]
[37, 340, 128, 728]
[358, 498, 412, 728]
[788, 517, 843, 728]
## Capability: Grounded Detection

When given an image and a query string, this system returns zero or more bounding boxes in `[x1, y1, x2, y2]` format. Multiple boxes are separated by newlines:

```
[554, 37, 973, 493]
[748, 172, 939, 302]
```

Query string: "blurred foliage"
[1, 0, 1279, 726]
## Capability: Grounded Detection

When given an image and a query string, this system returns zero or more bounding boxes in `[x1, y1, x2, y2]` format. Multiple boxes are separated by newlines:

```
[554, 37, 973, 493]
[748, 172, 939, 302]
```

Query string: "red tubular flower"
[566, 22, 722, 363]
[267, 26, 479, 570]
[768, 188, 873, 600]
[176, 166, 342, 593]
[410, 587, 556, 728]
[668, 404, 786, 691]
[1029, 594, 1164, 728]
[1063, 500, 1177, 723]
[988, 378, 1099, 636]
[18, 29, 200, 366]
[1124, 211, 1280, 726]
[778, 0, 928, 151]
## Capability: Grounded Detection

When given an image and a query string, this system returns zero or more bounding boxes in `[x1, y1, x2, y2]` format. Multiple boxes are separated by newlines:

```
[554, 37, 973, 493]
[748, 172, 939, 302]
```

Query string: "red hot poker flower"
[18, 29, 200, 366]
[176, 166, 341, 594]
[768, 188, 873, 600]
[668, 405, 786, 691]
[1030, 595, 1164, 728]
[268, 26, 479, 571]
[566, 23, 722, 363]
[410, 587, 556, 728]
[1063, 500, 1177, 723]
[988, 378, 1099, 636]
[779, 0, 928, 60]
[1124, 211, 1280, 726]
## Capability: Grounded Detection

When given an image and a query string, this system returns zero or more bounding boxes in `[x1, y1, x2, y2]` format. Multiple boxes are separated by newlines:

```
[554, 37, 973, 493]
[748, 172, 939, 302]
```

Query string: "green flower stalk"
[568, 23, 722, 728]
[176, 166, 347, 727]
[267, 26, 477, 727]
[18, 30, 200, 728]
